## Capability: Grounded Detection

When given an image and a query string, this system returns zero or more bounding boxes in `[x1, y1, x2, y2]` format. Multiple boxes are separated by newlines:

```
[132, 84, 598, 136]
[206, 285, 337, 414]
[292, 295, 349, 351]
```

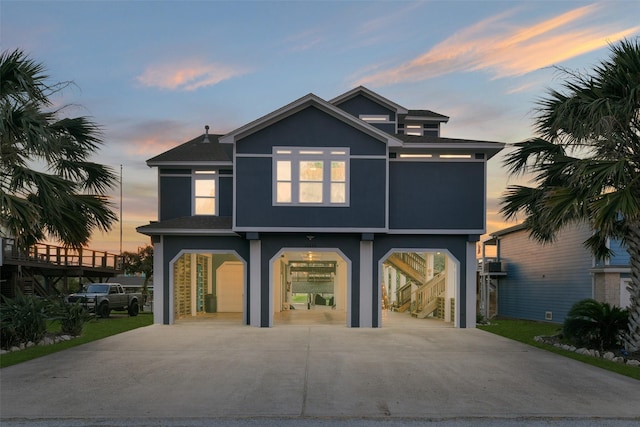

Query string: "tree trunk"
[624, 221, 640, 351]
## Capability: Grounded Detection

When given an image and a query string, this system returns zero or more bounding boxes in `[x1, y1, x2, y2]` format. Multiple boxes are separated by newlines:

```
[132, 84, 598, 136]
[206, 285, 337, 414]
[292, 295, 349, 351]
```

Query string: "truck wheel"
[128, 301, 139, 317]
[98, 302, 111, 318]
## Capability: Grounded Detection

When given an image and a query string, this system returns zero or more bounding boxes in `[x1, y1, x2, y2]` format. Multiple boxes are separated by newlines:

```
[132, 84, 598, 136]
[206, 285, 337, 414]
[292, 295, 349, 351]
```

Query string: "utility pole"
[120, 164, 123, 255]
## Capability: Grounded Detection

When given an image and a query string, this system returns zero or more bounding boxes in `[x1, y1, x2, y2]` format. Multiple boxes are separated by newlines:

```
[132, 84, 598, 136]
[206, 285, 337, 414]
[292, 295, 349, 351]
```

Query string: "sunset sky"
[2, 1, 639, 254]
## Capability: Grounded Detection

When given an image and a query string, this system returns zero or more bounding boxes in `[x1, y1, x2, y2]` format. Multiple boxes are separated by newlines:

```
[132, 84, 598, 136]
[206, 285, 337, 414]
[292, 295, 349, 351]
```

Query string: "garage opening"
[172, 251, 245, 323]
[381, 251, 457, 324]
[272, 250, 348, 325]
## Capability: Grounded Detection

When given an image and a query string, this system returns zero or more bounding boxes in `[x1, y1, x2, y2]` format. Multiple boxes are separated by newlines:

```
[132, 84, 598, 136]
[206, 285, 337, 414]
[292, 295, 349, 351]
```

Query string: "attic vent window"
[399, 154, 433, 159]
[360, 114, 389, 123]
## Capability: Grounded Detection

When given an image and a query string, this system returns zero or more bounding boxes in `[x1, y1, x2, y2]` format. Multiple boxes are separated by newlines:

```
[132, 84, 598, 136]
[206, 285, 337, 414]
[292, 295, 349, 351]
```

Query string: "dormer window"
[273, 147, 349, 206]
[193, 171, 217, 215]
[400, 122, 440, 137]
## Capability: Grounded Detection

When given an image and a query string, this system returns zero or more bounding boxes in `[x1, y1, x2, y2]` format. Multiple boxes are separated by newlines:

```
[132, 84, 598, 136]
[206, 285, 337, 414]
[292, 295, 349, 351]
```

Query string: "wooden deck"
[0, 238, 123, 297]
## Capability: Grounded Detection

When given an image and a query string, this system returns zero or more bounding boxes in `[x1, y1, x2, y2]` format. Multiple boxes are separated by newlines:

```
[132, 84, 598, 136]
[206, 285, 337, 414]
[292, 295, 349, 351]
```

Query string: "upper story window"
[273, 148, 349, 206]
[193, 171, 217, 215]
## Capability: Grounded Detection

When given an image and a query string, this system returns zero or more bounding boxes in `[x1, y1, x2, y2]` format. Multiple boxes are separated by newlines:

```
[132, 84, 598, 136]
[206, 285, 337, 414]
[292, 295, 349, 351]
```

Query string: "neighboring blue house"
[479, 222, 632, 323]
[138, 86, 504, 328]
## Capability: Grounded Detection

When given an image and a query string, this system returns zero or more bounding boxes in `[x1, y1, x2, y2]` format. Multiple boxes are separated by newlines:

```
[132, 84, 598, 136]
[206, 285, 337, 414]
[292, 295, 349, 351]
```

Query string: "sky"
[2, 0, 639, 254]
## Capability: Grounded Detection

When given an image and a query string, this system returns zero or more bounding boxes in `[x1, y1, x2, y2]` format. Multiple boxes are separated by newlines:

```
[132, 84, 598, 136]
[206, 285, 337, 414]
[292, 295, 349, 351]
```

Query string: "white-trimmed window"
[193, 171, 217, 215]
[273, 148, 349, 206]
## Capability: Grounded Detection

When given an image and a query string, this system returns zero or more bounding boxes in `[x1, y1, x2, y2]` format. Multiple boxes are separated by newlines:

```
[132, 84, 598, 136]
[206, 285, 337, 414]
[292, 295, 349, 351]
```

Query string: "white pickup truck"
[67, 283, 142, 318]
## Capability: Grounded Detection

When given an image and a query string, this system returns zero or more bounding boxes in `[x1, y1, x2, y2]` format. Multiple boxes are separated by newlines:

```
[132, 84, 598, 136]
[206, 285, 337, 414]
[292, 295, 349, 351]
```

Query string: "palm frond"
[1, 48, 117, 248]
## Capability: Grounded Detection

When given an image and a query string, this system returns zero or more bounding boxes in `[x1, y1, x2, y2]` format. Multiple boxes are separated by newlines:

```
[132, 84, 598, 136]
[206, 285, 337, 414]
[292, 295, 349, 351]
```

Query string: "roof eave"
[136, 227, 238, 237]
[396, 142, 505, 159]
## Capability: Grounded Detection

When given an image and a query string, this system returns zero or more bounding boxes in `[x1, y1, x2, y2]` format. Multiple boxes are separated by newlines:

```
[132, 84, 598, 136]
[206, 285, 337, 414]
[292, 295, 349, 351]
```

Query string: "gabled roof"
[329, 86, 409, 115]
[146, 134, 233, 167]
[219, 92, 402, 147]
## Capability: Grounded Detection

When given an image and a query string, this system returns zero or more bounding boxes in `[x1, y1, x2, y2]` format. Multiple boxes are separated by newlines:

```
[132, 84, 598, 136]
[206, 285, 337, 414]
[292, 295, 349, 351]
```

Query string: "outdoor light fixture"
[439, 154, 471, 159]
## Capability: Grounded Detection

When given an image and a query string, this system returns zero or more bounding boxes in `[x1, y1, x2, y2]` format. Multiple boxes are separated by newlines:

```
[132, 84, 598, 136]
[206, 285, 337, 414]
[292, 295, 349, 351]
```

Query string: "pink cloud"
[355, 4, 639, 86]
[137, 60, 247, 91]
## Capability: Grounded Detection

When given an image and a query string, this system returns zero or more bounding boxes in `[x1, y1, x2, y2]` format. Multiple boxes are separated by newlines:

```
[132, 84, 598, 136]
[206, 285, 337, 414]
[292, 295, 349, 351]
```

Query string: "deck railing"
[410, 272, 446, 318]
[1, 238, 123, 271]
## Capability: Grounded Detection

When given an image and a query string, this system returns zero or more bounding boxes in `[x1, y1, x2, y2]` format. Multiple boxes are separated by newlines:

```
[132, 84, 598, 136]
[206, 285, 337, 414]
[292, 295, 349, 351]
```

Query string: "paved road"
[1, 314, 638, 426]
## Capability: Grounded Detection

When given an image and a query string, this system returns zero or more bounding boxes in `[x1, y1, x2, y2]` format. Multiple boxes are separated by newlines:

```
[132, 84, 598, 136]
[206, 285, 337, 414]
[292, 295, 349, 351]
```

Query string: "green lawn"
[0, 312, 153, 368]
[478, 318, 640, 381]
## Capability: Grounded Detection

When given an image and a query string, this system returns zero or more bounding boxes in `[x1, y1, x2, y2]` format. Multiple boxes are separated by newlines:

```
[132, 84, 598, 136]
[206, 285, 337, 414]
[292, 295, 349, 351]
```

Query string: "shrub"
[0, 293, 51, 346]
[50, 297, 91, 336]
[563, 299, 629, 352]
[0, 322, 18, 349]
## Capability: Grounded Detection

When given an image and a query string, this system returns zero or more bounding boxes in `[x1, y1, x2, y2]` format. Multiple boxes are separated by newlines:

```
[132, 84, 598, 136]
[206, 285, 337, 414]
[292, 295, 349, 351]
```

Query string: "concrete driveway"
[1, 313, 639, 426]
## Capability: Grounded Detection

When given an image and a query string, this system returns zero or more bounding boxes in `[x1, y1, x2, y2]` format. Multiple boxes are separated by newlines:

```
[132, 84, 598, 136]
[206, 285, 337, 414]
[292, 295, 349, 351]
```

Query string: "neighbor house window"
[193, 171, 217, 215]
[273, 148, 349, 206]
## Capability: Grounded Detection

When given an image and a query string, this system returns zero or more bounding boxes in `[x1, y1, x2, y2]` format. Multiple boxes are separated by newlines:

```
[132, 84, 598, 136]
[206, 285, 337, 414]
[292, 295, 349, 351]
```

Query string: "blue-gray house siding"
[160, 174, 191, 220]
[388, 161, 485, 231]
[234, 105, 388, 230]
[138, 86, 505, 328]
[333, 94, 397, 134]
[496, 223, 593, 323]
[607, 239, 630, 266]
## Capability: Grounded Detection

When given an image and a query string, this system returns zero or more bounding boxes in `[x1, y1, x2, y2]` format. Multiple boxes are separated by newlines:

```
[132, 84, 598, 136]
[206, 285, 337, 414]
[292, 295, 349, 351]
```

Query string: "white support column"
[249, 239, 262, 327]
[465, 242, 477, 328]
[425, 252, 434, 281]
[388, 266, 397, 306]
[152, 238, 164, 325]
[359, 241, 373, 327]
[190, 253, 197, 317]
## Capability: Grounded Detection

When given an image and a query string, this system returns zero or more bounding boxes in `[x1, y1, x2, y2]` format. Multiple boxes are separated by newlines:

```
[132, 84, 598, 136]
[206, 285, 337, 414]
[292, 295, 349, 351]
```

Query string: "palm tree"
[0, 48, 117, 249]
[500, 39, 640, 351]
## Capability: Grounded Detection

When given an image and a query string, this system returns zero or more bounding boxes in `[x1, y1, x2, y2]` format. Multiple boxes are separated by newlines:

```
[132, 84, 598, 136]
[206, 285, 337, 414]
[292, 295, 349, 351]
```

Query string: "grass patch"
[478, 318, 640, 381]
[0, 312, 153, 369]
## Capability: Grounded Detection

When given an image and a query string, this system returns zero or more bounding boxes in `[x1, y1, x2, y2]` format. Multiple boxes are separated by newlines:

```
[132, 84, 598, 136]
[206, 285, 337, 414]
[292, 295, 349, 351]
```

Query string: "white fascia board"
[400, 142, 505, 150]
[232, 226, 388, 233]
[219, 93, 402, 147]
[329, 86, 409, 115]
[386, 229, 486, 235]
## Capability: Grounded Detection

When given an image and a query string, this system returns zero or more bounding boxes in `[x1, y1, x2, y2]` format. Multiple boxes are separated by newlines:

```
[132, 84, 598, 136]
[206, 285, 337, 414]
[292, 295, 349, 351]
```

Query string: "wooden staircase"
[394, 282, 413, 312]
[386, 252, 427, 284]
[387, 252, 451, 320]
[410, 272, 446, 318]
